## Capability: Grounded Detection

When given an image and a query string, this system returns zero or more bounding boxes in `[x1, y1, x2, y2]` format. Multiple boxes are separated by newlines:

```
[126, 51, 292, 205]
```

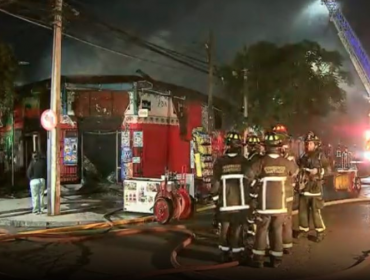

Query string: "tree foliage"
[219, 40, 351, 134]
[0, 42, 18, 121]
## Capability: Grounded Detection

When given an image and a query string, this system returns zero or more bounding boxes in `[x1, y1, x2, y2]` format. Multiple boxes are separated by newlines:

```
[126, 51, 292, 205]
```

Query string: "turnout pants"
[219, 213, 244, 254]
[298, 196, 326, 233]
[253, 214, 286, 259]
[282, 201, 293, 250]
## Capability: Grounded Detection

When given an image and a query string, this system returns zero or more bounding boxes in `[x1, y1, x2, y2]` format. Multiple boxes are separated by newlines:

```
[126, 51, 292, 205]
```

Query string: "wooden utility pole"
[206, 30, 214, 133]
[48, 0, 63, 216]
[242, 69, 248, 119]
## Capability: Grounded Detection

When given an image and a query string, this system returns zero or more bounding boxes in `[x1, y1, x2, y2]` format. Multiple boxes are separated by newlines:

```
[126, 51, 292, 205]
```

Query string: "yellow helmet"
[246, 135, 261, 146]
[264, 132, 282, 147]
[225, 131, 242, 146]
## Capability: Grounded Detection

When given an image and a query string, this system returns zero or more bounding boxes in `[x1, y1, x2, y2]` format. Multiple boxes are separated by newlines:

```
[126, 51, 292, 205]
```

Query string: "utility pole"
[205, 30, 214, 133]
[11, 104, 14, 188]
[48, 0, 63, 216]
[242, 69, 248, 119]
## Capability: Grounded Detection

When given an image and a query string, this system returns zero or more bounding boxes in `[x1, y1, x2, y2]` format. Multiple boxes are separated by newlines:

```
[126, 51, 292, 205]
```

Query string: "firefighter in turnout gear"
[246, 132, 298, 268]
[243, 134, 262, 247]
[245, 135, 261, 161]
[210, 131, 250, 263]
[277, 130, 298, 254]
[213, 132, 243, 234]
[296, 132, 328, 242]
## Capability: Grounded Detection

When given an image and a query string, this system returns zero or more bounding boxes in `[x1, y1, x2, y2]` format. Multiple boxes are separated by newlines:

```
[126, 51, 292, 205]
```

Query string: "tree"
[0, 42, 18, 125]
[219, 40, 351, 134]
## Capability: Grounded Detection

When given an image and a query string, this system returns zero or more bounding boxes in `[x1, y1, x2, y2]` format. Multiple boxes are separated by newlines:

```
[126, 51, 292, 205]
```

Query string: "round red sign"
[40, 109, 57, 131]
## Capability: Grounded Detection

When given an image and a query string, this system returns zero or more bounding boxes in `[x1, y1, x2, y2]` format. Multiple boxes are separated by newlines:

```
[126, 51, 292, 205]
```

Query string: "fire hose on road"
[0, 198, 369, 280]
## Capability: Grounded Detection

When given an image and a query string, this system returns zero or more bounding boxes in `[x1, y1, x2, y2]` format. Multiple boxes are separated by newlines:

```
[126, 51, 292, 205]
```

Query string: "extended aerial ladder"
[321, 0, 370, 192]
[322, 0, 370, 97]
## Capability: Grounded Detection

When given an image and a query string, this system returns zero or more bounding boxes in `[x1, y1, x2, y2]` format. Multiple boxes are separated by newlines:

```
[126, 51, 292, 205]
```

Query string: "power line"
[67, 0, 208, 64]
[0, 7, 209, 74]
[64, 0, 209, 70]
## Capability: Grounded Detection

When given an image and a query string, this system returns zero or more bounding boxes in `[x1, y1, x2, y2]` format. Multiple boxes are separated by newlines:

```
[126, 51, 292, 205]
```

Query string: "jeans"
[30, 178, 46, 213]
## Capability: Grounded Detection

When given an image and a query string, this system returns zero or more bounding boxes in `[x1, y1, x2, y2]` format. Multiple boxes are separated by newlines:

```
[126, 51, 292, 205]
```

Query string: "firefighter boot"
[231, 251, 243, 263]
[294, 230, 308, 239]
[315, 232, 325, 243]
[220, 251, 232, 263]
[270, 256, 282, 268]
[249, 255, 264, 268]
[283, 248, 292, 255]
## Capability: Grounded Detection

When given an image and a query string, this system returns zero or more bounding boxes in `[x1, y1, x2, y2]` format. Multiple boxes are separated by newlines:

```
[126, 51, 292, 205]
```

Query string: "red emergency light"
[273, 124, 287, 133]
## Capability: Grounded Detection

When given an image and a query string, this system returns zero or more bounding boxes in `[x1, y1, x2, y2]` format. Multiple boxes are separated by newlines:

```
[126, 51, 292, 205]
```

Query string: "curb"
[0, 219, 107, 228]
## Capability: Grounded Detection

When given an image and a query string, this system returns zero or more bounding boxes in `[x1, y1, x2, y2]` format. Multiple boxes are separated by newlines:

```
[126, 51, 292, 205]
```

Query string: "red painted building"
[0, 76, 229, 183]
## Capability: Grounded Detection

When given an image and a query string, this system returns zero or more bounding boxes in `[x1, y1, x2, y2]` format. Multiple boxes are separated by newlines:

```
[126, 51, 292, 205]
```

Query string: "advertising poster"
[121, 162, 133, 180]
[121, 146, 132, 163]
[123, 181, 137, 208]
[121, 131, 130, 147]
[123, 179, 161, 213]
[133, 131, 143, 148]
[63, 137, 78, 165]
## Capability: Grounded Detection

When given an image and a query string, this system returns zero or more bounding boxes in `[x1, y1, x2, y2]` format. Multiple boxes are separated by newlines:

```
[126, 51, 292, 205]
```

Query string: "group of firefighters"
[210, 125, 329, 268]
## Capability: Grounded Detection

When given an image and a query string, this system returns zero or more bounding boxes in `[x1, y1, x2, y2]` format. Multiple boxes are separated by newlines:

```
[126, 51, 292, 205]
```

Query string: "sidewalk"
[1, 180, 369, 229]
[0, 184, 145, 228]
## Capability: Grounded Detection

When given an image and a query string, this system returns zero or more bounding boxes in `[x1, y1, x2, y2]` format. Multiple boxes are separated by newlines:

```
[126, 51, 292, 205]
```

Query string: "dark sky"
[1, 0, 370, 136]
[0, 0, 368, 90]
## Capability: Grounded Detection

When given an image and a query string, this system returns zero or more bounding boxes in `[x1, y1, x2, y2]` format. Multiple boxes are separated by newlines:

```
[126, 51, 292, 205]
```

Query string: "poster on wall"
[121, 146, 132, 163]
[121, 131, 130, 147]
[121, 162, 133, 180]
[63, 137, 78, 165]
[133, 131, 143, 147]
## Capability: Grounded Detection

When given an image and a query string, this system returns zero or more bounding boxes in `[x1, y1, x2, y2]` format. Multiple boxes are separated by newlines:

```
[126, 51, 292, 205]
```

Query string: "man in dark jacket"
[27, 152, 46, 214]
[210, 131, 250, 263]
[246, 132, 298, 268]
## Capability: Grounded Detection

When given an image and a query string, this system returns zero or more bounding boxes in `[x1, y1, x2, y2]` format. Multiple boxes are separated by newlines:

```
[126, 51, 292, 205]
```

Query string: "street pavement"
[0, 199, 369, 280]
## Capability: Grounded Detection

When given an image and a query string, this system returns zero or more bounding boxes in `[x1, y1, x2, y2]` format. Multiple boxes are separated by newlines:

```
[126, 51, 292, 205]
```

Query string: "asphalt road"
[179, 202, 370, 280]
[0, 193, 370, 280]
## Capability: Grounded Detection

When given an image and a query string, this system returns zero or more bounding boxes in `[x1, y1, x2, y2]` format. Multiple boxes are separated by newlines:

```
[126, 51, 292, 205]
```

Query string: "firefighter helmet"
[246, 135, 261, 146]
[272, 124, 288, 135]
[264, 132, 282, 147]
[225, 131, 242, 147]
[304, 131, 320, 143]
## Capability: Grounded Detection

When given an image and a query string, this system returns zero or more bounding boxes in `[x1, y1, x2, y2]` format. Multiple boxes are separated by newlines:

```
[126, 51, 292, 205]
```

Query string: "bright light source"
[365, 130, 370, 140]
[364, 151, 370, 161]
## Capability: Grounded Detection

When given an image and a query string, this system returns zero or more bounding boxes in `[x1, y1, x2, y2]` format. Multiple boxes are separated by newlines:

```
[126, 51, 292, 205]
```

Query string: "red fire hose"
[0, 198, 370, 279]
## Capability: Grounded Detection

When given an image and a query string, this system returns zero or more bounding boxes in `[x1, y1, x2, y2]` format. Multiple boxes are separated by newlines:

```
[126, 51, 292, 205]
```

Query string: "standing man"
[243, 135, 263, 247]
[246, 132, 298, 268]
[210, 131, 250, 263]
[273, 125, 298, 254]
[296, 132, 328, 242]
[27, 152, 46, 214]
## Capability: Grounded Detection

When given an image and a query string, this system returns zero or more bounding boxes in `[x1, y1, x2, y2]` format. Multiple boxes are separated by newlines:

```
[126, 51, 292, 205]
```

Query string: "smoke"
[14, 0, 368, 142]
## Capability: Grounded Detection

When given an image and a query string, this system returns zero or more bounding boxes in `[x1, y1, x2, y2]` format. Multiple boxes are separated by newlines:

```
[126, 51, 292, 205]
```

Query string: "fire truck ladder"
[322, 0, 370, 97]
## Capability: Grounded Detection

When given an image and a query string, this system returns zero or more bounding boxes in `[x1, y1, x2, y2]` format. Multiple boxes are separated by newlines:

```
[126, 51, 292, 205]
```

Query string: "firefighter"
[212, 131, 243, 234]
[278, 132, 298, 254]
[246, 132, 298, 268]
[296, 132, 328, 242]
[210, 131, 250, 263]
[243, 134, 263, 249]
[245, 135, 262, 161]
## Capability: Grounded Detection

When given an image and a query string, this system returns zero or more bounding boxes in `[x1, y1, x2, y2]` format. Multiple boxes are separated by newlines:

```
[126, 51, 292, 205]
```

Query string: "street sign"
[40, 109, 57, 131]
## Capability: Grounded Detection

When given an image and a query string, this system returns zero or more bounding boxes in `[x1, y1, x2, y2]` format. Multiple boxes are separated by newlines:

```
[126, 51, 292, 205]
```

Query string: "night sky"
[0, 0, 370, 137]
